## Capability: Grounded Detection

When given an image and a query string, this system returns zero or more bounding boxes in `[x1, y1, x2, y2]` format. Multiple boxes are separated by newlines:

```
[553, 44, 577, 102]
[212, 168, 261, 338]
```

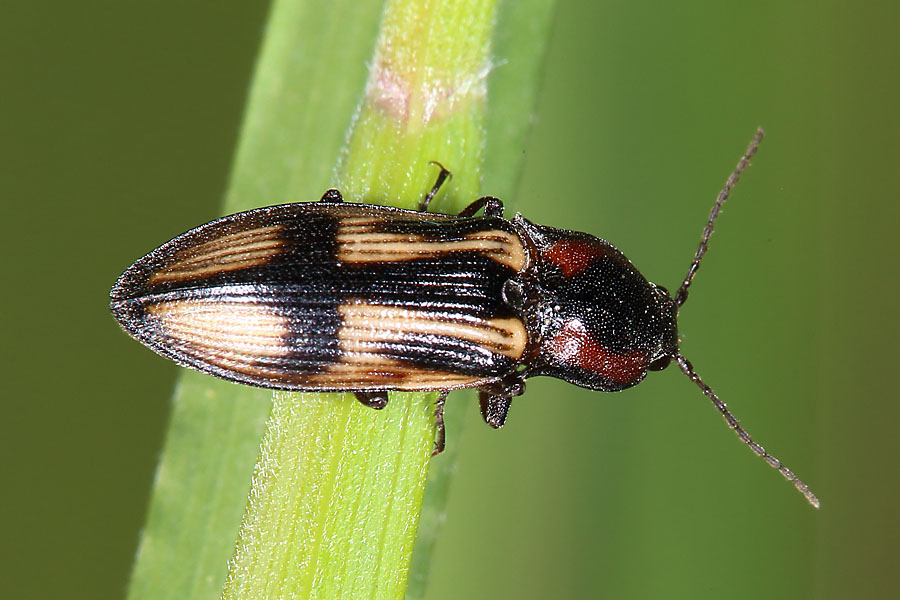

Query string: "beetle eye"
[656, 285, 669, 296]
[648, 356, 671, 371]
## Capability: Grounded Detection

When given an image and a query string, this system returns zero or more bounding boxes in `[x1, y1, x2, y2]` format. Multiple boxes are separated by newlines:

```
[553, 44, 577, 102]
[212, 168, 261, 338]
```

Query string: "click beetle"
[110, 129, 819, 508]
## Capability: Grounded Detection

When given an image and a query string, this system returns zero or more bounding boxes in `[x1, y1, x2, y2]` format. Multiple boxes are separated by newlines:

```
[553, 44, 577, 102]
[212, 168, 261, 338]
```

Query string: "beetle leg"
[319, 189, 344, 203]
[419, 162, 453, 212]
[479, 392, 512, 428]
[458, 196, 504, 218]
[354, 391, 389, 410]
[478, 371, 526, 428]
[432, 391, 450, 456]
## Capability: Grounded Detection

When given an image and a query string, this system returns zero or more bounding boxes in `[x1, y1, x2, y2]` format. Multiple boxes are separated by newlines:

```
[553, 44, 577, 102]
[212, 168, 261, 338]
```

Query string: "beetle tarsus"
[354, 391, 389, 410]
[432, 391, 449, 456]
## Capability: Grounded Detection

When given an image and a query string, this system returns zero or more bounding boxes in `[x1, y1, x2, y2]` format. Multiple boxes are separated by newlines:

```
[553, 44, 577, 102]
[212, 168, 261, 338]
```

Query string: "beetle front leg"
[479, 392, 512, 428]
[478, 373, 526, 428]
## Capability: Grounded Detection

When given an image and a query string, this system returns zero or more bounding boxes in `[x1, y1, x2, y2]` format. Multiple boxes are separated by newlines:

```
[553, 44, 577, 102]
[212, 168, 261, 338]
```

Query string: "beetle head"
[514, 217, 678, 392]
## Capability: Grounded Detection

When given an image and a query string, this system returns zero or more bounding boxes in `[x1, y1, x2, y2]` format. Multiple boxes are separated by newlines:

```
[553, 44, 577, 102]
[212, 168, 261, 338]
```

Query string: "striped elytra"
[112, 133, 821, 507]
[111, 202, 531, 392]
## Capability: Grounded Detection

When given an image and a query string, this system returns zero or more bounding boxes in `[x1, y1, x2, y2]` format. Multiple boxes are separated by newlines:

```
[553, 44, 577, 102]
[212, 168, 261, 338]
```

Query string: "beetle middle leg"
[418, 162, 505, 218]
[458, 196, 504, 218]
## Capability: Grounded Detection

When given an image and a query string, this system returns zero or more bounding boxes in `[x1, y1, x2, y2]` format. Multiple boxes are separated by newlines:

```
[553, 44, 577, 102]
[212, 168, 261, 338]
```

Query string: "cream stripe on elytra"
[147, 300, 290, 358]
[149, 242, 284, 284]
[337, 304, 527, 359]
[186, 225, 283, 257]
[174, 237, 284, 267]
[305, 359, 483, 390]
[336, 226, 526, 271]
[149, 253, 274, 284]
[336, 213, 455, 227]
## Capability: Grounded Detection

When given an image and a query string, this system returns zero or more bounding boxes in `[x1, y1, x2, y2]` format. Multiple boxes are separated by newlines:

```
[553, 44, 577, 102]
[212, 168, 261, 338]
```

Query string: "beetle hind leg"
[319, 189, 344, 203]
[419, 162, 453, 212]
[416, 162, 505, 218]
[432, 391, 450, 456]
[354, 391, 389, 410]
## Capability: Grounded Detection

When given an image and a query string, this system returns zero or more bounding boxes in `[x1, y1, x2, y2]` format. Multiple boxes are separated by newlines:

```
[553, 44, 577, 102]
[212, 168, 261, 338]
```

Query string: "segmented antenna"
[670, 130, 818, 507]
[675, 128, 765, 307]
[675, 354, 820, 508]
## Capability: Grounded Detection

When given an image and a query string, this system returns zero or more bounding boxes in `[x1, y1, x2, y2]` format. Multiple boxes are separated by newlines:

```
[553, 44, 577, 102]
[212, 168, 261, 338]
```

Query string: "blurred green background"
[2, 1, 898, 599]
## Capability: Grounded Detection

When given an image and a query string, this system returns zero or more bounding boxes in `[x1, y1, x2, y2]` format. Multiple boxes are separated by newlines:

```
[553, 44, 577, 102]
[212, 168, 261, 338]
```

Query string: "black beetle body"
[110, 198, 675, 429]
[111, 131, 820, 507]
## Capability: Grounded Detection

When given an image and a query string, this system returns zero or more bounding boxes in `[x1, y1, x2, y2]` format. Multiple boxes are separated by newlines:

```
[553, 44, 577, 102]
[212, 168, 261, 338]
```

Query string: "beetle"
[111, 129, 818, 508]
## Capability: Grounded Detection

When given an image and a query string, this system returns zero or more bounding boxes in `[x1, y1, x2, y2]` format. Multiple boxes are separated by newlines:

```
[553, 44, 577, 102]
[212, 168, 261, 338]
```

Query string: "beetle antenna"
[675, 128, 764, 307]
[674, 354, 820, 509]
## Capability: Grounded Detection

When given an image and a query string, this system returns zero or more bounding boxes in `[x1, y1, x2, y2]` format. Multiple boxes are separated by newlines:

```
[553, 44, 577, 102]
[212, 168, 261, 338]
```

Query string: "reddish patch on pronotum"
[548, 319, 647, 384]
[543, 239, 607, 278]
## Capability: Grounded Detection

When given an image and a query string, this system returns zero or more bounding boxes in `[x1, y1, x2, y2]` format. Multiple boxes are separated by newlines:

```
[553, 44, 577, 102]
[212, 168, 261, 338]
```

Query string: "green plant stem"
[222, 1, 499, 598]
[127, 0, 556, 598]
[127, 3, 384, 599]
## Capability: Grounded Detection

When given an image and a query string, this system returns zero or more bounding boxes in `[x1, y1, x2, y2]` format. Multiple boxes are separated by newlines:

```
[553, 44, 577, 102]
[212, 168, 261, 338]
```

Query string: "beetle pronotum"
[111, 129, 818, 508]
